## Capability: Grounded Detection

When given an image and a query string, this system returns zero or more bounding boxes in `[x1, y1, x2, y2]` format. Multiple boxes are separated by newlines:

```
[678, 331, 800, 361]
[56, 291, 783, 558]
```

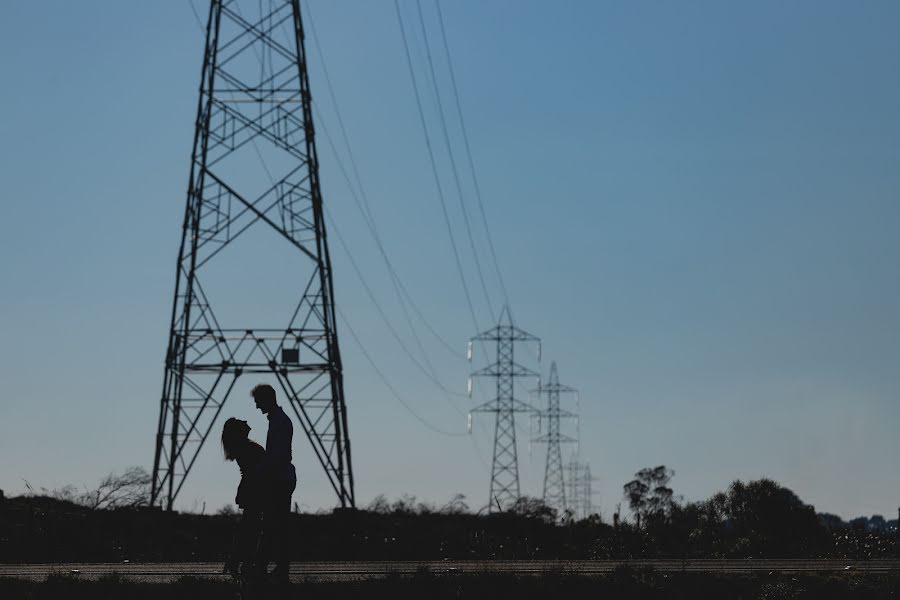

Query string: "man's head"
[251, 383, 277, 414]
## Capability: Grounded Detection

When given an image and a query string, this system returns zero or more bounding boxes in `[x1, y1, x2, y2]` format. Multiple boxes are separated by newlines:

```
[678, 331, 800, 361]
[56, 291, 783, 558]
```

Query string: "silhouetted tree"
[708, 479, 828, 557]
[510, 496, 557, 523]
[81, 468, 151, 510]
[818, 513, 848, 531]
[623, 465, 676, 527]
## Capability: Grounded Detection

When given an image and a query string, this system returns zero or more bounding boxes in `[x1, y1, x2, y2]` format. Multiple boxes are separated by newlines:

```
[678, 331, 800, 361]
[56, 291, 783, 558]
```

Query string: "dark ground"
[2, 569, 900, 600]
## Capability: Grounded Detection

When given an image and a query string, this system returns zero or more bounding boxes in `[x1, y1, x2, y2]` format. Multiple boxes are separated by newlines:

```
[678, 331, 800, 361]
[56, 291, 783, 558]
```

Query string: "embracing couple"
[221, 384, 297, 581]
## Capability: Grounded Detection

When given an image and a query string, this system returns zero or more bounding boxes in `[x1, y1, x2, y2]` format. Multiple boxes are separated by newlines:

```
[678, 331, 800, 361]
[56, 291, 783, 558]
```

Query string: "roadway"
[1, 560, 898, 581]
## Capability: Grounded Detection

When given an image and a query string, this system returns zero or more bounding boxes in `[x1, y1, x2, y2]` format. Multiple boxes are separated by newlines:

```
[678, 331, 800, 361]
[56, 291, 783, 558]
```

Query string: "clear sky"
[1, 0, 898, 520]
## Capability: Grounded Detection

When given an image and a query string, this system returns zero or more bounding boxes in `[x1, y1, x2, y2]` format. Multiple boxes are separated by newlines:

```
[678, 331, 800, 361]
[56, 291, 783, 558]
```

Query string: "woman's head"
[221, 417, 251, 461]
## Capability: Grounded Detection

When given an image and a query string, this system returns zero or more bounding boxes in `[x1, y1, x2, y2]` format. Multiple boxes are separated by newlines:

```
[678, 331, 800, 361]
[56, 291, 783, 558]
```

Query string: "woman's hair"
[221, 417, 251, 461]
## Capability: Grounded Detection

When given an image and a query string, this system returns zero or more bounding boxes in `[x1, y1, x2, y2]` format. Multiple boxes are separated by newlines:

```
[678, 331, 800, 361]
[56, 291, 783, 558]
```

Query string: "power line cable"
[303, 3, 466, 364]
[323, 206, 472, 407]
[315, 113, 451, 390]
[395, 1, 495, 366]
[188, 0, 205, 31]
[336, 305, 467, 437]
[314, 115, 465, 364]
[314, 106, 494, 454]
[434, 0, 510, 306]
[414, 0, 496, 323]
[393, 0, 483, 338]
[391, 5, 514, 477]
[324, 206, 467, 401]
[312, 104, 495, 468]
[319, 110, 500, 471]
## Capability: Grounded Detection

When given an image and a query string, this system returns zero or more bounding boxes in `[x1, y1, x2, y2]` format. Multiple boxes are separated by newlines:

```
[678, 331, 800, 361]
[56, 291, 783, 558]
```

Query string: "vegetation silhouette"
[1, 468, 896, 563]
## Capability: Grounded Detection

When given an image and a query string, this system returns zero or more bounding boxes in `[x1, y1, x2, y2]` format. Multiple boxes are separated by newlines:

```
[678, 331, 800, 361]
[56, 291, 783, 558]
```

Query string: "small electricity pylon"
[566, 455, 584, 519]
[532, 361, 576, 515]
[151, 0, 353, 510]
[468, 306, 540, 512]
[582, 464, 597, 519]
[566, 457, 598, 520]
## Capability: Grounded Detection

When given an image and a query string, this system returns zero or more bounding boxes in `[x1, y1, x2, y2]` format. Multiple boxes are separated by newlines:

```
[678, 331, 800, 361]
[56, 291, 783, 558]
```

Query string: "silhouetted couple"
[221, 384, 297, 581]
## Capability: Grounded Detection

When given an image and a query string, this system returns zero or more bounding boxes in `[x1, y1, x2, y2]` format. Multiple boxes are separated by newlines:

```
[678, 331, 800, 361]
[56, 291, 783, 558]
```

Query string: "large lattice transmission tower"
[151, 0, 353, 510]
[468, 306, 540, 512]
[532, 361, 577, 515]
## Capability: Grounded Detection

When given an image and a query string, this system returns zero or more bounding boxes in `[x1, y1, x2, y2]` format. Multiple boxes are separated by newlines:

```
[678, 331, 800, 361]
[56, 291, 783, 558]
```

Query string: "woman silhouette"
[221, 417, 266, 577]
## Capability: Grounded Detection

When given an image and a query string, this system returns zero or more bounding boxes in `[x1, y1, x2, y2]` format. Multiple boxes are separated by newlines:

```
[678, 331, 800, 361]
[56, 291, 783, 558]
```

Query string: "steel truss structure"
[532, 361, 577, 515]
[151, 0, 353, 510]
[468, 306, 540, 512]
[566, 456, 596, 520]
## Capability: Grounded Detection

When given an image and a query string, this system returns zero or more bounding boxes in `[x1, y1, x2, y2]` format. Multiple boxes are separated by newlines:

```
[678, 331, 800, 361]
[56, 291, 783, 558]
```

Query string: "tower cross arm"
[508, 362, 541, 378]
[548, 383, 577, 393]
[506, 327, 540, 342]
[535, 407, 578, 419]
[469, 326, 539, 344]
[530, 383, 577, 394]
[470, 362, 540, 378]
[532, 432, 577, 443]
[471, 397, 539, 414]
[469, 327, 501, 342]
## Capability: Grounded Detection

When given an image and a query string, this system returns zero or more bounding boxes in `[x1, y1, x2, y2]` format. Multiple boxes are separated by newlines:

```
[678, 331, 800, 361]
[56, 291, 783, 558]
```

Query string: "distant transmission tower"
[582, 464, 596, 518]
[532, 361, 576, 515]
[566, 455, 583, 518]
[151, 0, 353, 510]
[566, 457, 597, 519]
[468, 306, 540, 512]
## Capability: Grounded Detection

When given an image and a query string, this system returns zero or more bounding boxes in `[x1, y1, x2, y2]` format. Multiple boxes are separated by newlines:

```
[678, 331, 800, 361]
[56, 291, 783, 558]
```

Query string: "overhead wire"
[393, 0, 534, 472]
[395, 1, 498, 369]
[414, 0, 496, 324]
[434, 0, 510, 307]
[393, 0, 483, 339]
[314, 113, 466, 365]
[314, 0, 537, 479]
[188, 0, 205, 31]
[315, 114, 457, 390]
[392, 1, 506, 459]
[304, 3, 494, 467]
[323, 203, 466, 401]
[295, 14, 481, 458]
[336, 306, 467, 438]
[303, 3, 466, 364]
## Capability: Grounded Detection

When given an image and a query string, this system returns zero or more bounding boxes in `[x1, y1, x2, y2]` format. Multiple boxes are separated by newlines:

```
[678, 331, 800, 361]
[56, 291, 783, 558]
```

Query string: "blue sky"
[1, 0, 898, 519]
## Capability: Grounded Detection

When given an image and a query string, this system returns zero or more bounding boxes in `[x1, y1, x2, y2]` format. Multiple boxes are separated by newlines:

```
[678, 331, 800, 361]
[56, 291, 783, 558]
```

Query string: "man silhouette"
[251, 383, 297, 580]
